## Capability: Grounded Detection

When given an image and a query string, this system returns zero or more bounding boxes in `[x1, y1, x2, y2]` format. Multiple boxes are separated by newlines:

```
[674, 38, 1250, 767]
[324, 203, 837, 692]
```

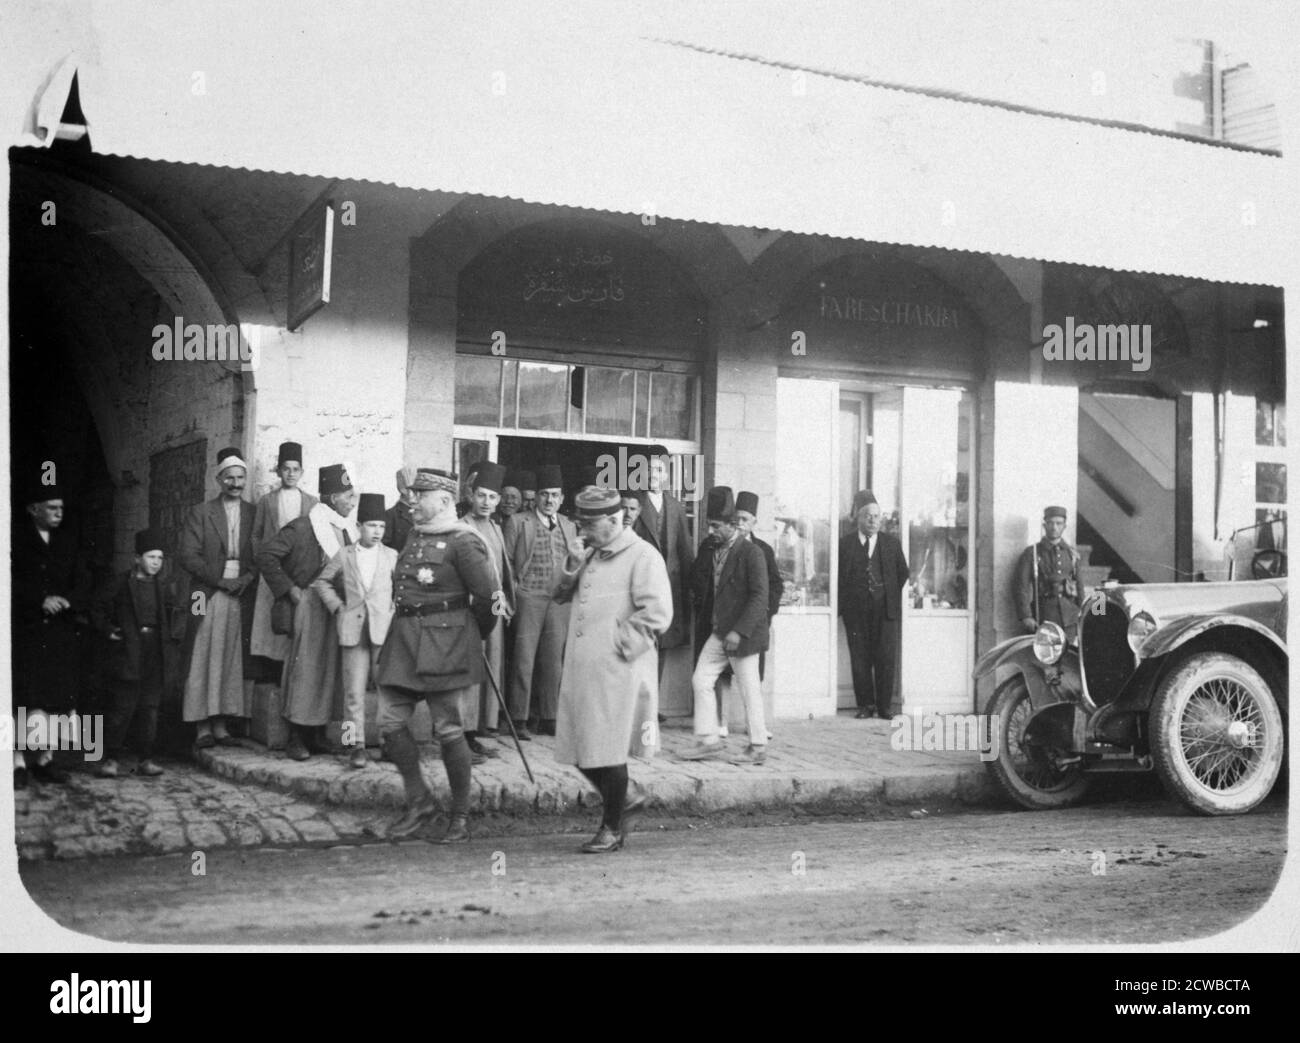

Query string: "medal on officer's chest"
[416, 566, 434, 586]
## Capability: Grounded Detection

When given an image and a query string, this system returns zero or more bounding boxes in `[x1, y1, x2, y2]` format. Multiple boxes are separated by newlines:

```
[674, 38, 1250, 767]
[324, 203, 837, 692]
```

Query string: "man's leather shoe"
[30, 761, 70, 784]
[285, 733, 311, 761]
[730, 744, 767, 766]
[581, 826, 625, 853]
[512, 721, 532, 741]
[349, 747, 368, 770]
[135, 759, 165, 777]
[466, 736, 499, 758]
[388, 798, 439, 840]
[854, 709, 873, 719]
[436, 814, 470, 843]
[97, 759, 120, 778]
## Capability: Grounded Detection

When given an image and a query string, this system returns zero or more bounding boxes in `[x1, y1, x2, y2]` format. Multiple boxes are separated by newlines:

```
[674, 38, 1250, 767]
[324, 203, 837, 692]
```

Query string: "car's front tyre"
[986, 676, 1092, 809]
[1149, 652, 1284, 815]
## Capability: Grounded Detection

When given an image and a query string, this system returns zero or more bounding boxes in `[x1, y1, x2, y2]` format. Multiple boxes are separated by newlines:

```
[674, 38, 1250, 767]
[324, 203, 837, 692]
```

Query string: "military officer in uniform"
[376, 467, 499, 842]
[1014, 505, 1084, 632]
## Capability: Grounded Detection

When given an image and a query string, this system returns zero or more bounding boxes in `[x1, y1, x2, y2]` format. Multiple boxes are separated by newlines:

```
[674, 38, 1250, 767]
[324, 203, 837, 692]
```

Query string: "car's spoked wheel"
[1150, 652, 1284, 815]
[987, 677, 1091, 809]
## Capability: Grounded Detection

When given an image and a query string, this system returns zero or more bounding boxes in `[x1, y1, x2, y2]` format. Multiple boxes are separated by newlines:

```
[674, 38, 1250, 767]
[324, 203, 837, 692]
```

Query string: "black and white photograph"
[1, 0, 1296, 963]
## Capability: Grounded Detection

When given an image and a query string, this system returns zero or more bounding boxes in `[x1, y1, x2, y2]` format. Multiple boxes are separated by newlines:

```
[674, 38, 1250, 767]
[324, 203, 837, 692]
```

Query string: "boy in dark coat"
[92, 529, 184, 777]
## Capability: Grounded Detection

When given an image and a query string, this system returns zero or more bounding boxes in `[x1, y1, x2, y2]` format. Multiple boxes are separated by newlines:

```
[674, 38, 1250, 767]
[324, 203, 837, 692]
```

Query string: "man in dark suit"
[632, 450, 695, 676]
[178, 447, 257, 748]
[680, 487, 769, 765]
[11, 480, 91, 788]
[838, 490, 909, 719]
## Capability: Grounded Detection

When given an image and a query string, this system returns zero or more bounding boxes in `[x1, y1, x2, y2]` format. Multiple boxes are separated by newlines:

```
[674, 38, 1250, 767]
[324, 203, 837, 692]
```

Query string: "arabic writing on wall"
[149, 439, 208, 555]
[523, 247, 627, 306]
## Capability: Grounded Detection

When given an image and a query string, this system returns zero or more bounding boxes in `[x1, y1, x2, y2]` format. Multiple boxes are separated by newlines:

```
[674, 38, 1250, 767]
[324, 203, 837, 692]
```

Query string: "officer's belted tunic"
[1014, 538, 1084, 628]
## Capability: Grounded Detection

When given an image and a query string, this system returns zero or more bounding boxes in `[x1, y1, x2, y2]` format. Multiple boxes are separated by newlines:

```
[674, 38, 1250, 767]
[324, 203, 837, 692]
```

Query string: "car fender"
[1138, 613, 1288, 662]
[974, 637, 1083, 711]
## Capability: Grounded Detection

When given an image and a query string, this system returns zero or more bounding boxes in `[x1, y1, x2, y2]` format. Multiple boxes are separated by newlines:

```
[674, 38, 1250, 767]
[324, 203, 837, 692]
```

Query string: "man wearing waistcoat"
[838, 490, 909, 719]
[503, 464, 577, 738]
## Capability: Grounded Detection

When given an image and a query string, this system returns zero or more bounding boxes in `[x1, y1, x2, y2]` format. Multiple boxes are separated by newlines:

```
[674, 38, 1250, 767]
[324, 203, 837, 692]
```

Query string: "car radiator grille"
[1080, 601, 1132, 705]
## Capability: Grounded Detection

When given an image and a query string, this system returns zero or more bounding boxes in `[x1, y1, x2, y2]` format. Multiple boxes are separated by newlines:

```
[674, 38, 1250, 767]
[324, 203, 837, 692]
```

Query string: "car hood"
[1094, 578, 1287, 644]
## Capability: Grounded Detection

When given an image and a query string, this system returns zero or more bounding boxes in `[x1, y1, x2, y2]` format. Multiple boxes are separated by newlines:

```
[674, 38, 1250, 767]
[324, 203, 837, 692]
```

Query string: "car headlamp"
[1126, 611, 1158, 655]
[1032, 621, 1066, 665]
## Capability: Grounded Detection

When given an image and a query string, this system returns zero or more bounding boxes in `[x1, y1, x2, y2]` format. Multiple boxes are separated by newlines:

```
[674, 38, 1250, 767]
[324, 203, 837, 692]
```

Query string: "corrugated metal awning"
[4, 1, 1294, 286]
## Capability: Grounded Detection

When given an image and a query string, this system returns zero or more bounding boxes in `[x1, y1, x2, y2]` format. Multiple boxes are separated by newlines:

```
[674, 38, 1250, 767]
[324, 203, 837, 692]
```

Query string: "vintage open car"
[974, 521, 1288, 815]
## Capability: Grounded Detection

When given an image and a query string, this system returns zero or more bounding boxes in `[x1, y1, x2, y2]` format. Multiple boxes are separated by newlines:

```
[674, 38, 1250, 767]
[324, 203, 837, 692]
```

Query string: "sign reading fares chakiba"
[287, 201, 334, 331]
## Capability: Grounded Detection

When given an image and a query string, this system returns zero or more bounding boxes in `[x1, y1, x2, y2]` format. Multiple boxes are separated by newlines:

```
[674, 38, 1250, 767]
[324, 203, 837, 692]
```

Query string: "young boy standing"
[312, 493, 397, 769]
[92, 528, 184, 778]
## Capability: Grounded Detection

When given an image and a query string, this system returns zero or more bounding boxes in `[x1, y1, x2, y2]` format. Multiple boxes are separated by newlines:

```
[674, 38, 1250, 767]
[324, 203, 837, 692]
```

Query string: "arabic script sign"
[522, 247, 626, 306]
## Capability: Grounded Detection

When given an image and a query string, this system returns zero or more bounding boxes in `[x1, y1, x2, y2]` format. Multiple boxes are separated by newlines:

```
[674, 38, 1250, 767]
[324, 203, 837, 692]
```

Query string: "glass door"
[768, 377, 840, 718]
[899, 386, 975, 713]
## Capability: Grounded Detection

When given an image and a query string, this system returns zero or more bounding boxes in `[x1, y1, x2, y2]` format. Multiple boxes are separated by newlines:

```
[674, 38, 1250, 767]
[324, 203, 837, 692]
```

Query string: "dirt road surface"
[18, 797, 1287, 947]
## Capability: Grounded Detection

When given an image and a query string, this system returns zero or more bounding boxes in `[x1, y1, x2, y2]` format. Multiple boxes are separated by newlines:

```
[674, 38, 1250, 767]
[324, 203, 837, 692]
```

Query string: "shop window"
[455, 355, 502, 427]
[1255, 398, 1286, 539]
[774, 378, 834, 607]
[517, 362, 570, 431]
[650, 371, 693, 441]
[585, 367, 636, 436]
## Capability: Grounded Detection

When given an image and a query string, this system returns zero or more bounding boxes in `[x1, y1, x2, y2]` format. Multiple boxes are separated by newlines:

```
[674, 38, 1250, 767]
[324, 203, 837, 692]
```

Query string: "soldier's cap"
[410, 467, 459, 494]
[574, 487, 623, 518]
[1044, 505, 1068, 520]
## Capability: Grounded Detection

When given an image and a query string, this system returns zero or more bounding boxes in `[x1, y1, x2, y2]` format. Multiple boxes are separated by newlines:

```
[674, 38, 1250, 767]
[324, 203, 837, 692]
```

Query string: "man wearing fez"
[1015, 505, 1084, 633]
[517, 470, 538, 515]
[91, 528, 185, 778]
[11, 479, 91, 788]
[554, 487, 673, 853]
[179, 447, 257, 749]
[376, 468, 499, 842]
[257, 462, 357, 761]
[504, 463, 577, 738]
[250, 441, 317, 670]
[384, 466, 418, 552]
[312, 494, 397, 770]
[838, 491, 909, 720]
[462, 461, 514, 757]
[681, 486, 771, 764]
[632, 449, 695, 683]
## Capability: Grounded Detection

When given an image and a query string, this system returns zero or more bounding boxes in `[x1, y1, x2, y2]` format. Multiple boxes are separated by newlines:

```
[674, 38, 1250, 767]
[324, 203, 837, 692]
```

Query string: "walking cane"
[482, 652, 534, 783]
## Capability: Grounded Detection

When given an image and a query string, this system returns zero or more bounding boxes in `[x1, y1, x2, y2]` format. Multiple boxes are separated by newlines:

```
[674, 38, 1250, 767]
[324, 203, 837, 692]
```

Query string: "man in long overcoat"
[12, 481, 91, 787]
[256, 463, 357, 760]
[553, 487, 672, 853]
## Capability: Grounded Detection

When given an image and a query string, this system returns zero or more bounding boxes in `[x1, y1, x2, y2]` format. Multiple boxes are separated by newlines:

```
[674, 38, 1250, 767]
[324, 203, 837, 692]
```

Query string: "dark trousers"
[106, 633, 164, 759]
[843, 601, 899, 717]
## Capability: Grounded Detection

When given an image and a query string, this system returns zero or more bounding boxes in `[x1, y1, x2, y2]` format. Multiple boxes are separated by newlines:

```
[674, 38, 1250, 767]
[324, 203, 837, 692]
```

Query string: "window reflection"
[775, 379, 833, 607]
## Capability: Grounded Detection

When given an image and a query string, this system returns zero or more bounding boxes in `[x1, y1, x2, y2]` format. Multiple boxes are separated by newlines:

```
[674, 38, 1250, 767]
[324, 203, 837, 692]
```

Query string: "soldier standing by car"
[1014, 505, 1084, 633]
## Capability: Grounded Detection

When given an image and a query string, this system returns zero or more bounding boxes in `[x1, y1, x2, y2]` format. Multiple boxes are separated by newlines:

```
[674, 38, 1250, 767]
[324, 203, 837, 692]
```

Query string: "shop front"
[763, 251, 989, 717]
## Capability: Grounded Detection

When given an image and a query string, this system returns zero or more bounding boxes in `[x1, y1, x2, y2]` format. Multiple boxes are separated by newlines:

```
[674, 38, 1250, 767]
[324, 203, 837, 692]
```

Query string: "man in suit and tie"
[633, 449, 695, 699]
[838, 491, 909, 719]
[312, 493, 398, 769]
[503, 463, 577, 737]
[680, 487, 770, 765]
[178, 447, 258, 749]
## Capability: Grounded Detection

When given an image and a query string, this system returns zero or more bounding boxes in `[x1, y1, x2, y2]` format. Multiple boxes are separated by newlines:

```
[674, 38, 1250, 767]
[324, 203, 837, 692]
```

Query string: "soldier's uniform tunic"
[1014, 538, 1084, 628]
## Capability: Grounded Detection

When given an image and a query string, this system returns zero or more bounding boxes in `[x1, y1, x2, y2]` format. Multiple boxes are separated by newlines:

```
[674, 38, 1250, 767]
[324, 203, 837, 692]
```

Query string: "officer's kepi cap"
[1043, 505, 1068, 520]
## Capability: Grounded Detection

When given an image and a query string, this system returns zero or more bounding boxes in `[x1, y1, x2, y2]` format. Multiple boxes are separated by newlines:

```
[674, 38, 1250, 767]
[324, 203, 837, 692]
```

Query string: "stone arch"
[10, 153, 253, 563]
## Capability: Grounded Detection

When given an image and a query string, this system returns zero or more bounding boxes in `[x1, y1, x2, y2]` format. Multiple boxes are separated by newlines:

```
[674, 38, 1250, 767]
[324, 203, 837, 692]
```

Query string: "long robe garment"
[553, 527, 673, 768]
[250, 485, 317, 659]
[259, 514, 347, 727]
